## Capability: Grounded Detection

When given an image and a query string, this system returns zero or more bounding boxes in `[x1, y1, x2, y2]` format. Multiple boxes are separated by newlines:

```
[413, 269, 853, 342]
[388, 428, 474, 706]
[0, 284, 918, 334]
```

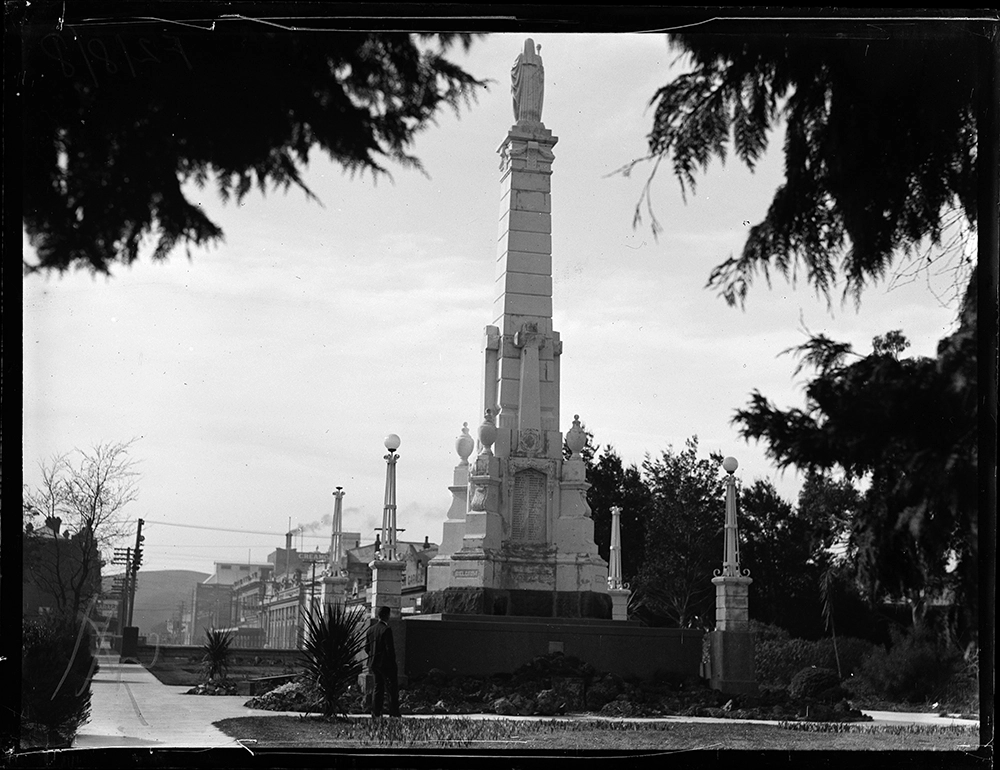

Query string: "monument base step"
[421, 586, 611, 619]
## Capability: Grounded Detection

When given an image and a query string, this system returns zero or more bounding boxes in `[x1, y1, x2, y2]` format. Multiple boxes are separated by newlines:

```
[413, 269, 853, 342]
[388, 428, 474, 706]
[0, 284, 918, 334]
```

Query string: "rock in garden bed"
[243, 680, 323, 711]
[186, 680, 238, 696]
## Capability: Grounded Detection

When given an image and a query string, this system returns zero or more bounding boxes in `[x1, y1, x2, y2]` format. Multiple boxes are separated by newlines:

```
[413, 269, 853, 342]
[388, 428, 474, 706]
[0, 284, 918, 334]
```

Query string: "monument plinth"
[425, 39, 610, 619]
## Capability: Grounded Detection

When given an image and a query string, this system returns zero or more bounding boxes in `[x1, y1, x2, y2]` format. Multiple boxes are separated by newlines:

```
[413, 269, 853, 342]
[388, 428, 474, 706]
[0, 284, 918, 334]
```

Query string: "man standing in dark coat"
[366, 606, 400, 717]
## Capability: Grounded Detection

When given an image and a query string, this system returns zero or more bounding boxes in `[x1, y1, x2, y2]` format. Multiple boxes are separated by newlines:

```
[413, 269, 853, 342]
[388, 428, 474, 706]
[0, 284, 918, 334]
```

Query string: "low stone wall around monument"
[134, 643, 304, 670]
[403, 614, 704, 681]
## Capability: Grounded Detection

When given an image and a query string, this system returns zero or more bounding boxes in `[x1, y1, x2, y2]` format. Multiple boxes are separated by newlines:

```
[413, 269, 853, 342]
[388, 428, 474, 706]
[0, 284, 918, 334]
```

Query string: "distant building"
[183, 528, 438, 648]
[22, 517, 102, 622]
[186, 560, 272, 645]
[260, 537, 439, 648]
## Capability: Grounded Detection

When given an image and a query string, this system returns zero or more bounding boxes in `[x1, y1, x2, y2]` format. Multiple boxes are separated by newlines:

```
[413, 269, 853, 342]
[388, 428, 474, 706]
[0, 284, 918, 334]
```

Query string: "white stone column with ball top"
[607, 505, 630, 621]
[708, 456, 756, 694]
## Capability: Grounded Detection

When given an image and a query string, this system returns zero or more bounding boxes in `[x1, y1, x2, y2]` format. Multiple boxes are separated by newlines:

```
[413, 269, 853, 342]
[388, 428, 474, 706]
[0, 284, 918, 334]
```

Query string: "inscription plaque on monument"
[512, 469, 546, 542]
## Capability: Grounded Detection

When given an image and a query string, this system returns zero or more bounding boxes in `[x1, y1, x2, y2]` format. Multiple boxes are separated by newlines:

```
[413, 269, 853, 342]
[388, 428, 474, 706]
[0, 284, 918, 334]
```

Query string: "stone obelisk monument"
[425, 39, 610, 619]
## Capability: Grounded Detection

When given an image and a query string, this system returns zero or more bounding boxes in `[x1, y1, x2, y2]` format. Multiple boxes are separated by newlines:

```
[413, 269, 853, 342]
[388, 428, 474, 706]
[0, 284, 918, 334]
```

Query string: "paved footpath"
[72, 655, 979, 749]
[73, 654, 303, 749]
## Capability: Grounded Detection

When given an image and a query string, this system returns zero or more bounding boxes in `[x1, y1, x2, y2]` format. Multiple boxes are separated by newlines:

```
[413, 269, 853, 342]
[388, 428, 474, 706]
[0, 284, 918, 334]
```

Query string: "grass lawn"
[214, 715, 981, 751]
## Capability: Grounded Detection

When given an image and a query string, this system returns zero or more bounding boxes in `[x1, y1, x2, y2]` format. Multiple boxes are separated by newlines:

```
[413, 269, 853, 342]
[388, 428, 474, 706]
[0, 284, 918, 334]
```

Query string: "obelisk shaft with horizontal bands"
[486, 41, 561, 458]
[426, 39, 609, 619]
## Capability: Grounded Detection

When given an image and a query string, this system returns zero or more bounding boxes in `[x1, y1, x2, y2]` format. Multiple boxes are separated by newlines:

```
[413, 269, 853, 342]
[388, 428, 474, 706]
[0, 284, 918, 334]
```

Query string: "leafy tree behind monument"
[631, 26, 986, 648]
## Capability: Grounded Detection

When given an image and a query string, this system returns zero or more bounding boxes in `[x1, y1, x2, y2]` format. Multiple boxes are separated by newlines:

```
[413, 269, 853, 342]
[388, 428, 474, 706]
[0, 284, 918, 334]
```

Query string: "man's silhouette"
[366, 606, 400, 717]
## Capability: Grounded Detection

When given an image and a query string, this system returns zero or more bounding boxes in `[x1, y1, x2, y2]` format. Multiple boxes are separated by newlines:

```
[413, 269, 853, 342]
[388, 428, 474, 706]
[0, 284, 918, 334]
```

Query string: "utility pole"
[127, 518, 145, 627]
[112, 546, 132, 642]
[120, 518, 145, 662]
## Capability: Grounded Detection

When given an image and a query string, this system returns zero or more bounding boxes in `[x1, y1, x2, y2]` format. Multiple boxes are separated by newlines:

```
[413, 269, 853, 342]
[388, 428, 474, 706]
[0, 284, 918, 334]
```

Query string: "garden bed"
[241, 652, 873, 723]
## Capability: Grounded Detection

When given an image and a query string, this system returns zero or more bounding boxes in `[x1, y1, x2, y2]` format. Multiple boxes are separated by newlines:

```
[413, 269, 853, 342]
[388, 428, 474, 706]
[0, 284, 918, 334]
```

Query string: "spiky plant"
[300, 603, 368, 718]
[201, 628, 235, 682]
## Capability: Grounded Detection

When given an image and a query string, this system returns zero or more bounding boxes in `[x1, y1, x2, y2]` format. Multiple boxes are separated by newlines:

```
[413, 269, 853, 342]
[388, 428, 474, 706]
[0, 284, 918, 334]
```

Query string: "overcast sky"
[22, 32, 965, 575]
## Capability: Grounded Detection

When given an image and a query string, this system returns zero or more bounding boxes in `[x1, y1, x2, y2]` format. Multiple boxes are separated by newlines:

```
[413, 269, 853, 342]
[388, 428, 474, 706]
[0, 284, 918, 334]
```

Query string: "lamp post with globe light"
[380, 434, 401, 562]
[369, 434, 405, 621]
[708, 456, 757, 695]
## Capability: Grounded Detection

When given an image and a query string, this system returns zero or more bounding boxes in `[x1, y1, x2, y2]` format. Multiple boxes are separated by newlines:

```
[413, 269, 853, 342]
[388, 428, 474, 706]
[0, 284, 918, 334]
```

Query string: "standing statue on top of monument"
[511, 39, 544, 124]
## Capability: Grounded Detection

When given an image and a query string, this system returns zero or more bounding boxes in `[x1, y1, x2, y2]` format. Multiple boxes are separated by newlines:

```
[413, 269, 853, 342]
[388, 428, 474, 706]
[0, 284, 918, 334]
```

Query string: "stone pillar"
[608, 589, 630, 622]
[322, 574, 349, 610]
[713, 575, 752, 631]
[607, 505, 631, 621]
[708, 457, 756, 694]
[368, 560, 405, 619]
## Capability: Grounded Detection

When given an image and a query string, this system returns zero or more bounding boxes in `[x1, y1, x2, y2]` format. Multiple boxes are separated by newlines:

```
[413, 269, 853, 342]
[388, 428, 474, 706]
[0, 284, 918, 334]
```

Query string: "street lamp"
[380, 434, 400, 561]
[717, 456, 748, 578]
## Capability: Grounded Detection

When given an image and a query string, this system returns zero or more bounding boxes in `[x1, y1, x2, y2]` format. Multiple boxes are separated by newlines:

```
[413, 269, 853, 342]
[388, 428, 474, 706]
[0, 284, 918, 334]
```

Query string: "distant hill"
[103, 569, 209, 637]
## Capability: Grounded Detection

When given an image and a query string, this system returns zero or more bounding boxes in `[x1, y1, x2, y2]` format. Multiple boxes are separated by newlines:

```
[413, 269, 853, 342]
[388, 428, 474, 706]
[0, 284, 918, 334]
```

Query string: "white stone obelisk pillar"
[607, 506, 630, 621]
[323, 486, 349, 608]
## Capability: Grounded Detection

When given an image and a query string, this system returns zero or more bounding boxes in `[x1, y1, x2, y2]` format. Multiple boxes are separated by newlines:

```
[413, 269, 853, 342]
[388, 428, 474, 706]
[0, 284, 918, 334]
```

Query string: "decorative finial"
[478, 409, 497, 456]
[456, 422, 474, 463]
[566, 414, 586, 458]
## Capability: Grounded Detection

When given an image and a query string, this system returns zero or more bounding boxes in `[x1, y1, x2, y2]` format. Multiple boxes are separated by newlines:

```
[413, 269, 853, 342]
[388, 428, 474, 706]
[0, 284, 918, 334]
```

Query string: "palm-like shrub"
[22, 617, 97, 748]
[201, 628, 235, 682]
[300, 603, 368, 718]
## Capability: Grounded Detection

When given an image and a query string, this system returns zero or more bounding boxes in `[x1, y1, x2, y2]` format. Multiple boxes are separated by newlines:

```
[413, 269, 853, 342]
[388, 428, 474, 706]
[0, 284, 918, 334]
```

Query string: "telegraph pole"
[127, 518, 145, 627]
[120, 518, 145, 661]
[112, 546, 132, 642]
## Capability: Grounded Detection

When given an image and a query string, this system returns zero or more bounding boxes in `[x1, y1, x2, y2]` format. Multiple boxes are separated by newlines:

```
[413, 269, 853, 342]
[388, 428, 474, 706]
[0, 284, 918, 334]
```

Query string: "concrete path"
[73, 654, 300, 749]
[70, 655, 979, 749]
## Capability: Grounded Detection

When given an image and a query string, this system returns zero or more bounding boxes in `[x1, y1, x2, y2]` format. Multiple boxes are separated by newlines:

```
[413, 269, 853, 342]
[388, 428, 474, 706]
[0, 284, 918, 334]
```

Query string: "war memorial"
[367, 40, 756, 694]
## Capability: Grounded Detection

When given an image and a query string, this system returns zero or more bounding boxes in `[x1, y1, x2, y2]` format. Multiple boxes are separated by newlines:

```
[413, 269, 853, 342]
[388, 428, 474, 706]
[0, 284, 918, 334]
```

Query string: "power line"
[142, 519, 330, 537]
[143, 543, 292, 551]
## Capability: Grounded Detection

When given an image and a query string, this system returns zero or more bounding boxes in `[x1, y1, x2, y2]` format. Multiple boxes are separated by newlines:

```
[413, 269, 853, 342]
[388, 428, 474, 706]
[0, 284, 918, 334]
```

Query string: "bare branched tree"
[23, 440, 141, 620]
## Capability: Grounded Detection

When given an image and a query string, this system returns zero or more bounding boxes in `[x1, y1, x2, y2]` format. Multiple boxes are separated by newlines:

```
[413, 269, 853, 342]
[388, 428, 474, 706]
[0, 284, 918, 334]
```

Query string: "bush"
[749, 620, 790, 642]
[789, 667, 842, 700]
[849, 627, 962, 704]
[300, 603, 368, 718]
[753, 628, 875, 687]
[201, 628, 234, 682]
[22, 617, 97, 748]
